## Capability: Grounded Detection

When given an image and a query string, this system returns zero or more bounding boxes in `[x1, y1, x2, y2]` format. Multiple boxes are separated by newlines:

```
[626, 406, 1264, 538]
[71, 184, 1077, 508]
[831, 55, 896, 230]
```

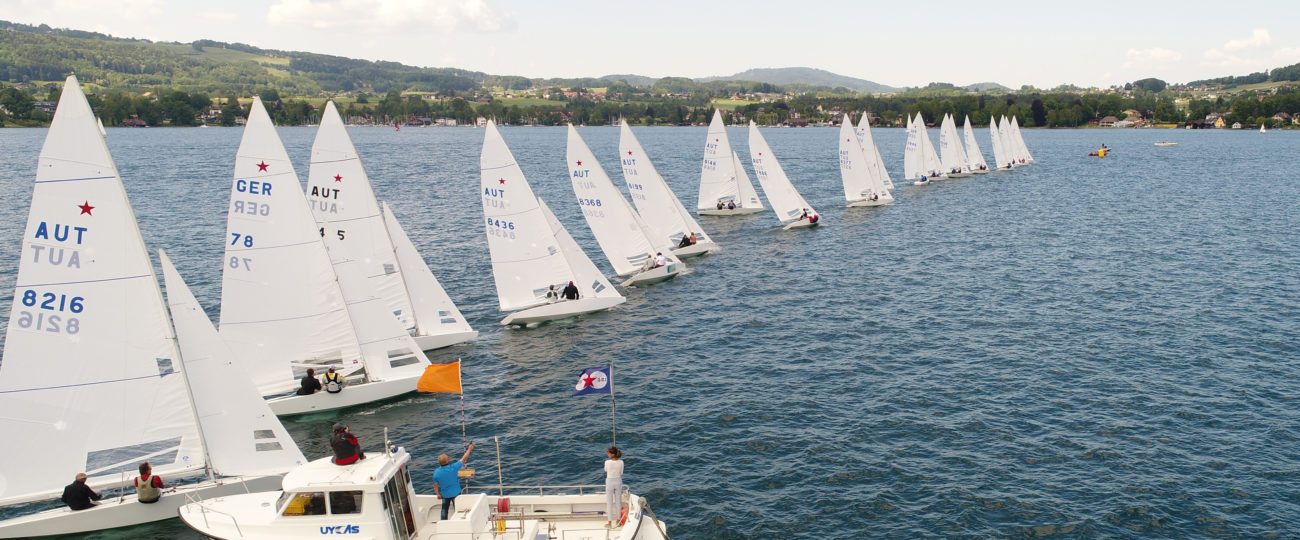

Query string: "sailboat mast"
[157, 253, 217, 482]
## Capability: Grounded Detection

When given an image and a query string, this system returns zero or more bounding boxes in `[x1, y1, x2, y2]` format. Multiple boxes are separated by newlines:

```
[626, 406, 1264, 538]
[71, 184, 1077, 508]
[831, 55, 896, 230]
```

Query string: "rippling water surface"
[0, 124, 1298, 539]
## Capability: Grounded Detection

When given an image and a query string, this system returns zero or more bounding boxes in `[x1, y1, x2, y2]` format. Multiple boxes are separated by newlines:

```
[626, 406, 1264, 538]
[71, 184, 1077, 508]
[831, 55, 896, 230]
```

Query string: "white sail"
[916, 113, 945, 177]
[1011, 116, 1034, 162]
[618, 120, 714, 248]
[159, 251, 305, 478]
[537, 198, 620, 300]
[697, 110, 762, 211]
[219, 97, 362, 396]
[0, 75, 204, 506]
[748, 121, 818, 223]
[839, 113, 892, 205]
[380, 202, 476, 343]
[306, 101, 474, 349]
[854, 113, 893, 190]
[903, 113, 921, 180]
[990, 116, 1010, 169]
[938, 114, 969, 175]
[481, 121, 620, 312]
[321, 229, 431, 383]
[566, 125, 678, 276]
[962, 115, 989, 170]
[307, 102, 419, 336]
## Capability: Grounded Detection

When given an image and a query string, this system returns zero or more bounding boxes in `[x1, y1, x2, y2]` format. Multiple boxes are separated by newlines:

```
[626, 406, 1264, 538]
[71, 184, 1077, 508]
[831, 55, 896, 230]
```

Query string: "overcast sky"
[4, 0, 1298, 89]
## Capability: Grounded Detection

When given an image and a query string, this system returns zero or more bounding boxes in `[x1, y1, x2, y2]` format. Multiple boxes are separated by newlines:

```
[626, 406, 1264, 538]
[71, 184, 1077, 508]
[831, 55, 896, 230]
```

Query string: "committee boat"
[618, 119, 718, 259]
[748, 121, 822, 229]
[0, 76, 299, 538]
[697, 110, 764, 215]
[481, 121, 625, 327]
[839, 113, 893, 207]
[306, 101, 476, 352]
[219, 97, 433, 416]
[179, 441, 669, 540]
[567, 125, 683, 287]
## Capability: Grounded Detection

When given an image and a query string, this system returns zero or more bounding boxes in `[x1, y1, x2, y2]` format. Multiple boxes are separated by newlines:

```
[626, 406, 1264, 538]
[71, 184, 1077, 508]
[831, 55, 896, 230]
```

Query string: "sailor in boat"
[61, 472, 103, 510]
[561, 281, 580, 301]
[545, 284, 560, 303]
[678, 232, 697, 249]
[323, 367, 344, 394]
[715, 200, 725, 210]
[605, 446, 624, 529]
[639, 253, 657, 273]
[727, 200, 736, 210]
[330, 424, 366, 465]
[433, 442, 475, 520]
[655, 252, 667, 267]
[297, 367, 322, 395]
[134, 462, 165, 503]
[689, 232, 698, 245]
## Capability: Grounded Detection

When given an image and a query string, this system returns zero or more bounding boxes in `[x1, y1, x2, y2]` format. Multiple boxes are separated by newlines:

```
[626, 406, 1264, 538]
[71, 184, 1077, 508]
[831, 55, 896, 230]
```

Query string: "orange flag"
[417, 361, 462, 393]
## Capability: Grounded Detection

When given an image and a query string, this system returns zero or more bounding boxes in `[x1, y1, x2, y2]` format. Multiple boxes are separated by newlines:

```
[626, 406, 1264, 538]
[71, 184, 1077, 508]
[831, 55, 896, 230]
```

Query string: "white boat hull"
[698, 207, 763, 216]
[846, 198, 889, 208]
[622, 263, 681, 287]
[947, 172, 970, 178]
[501, 296, 626, 326]
[413, 330, 478, 351]
[782, 220, 820, 230]
[971, 168, 989, 174]
[0, 475, 282, 539]
[670, 241, 717, 259]
[267, 376, 419, 416]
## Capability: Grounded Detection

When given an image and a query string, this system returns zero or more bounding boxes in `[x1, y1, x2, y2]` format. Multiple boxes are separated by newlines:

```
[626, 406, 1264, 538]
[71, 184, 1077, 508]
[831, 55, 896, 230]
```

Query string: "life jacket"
[324, 372, 343, 393]
[135, 474, 160, 502]
[331, 433, 360, 465]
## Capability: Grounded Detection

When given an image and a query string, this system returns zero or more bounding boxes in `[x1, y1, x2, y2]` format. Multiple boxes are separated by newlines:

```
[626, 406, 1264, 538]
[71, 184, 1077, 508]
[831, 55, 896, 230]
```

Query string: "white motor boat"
[178, 444, 670, 540]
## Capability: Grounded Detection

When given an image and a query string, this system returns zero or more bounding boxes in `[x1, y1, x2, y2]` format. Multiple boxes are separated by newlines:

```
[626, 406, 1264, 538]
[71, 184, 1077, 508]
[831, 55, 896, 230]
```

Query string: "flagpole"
[459, 359, 468, 451]
[610, 361, 617, 448]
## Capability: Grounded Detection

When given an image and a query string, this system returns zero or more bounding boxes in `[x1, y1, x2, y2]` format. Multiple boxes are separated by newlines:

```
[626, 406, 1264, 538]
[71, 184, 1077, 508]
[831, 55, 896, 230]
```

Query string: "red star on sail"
[334, 174, 343, 182]
[627, 151, 633, 155]
[580, 374, 595, 388]
[257, 161, 269, 171]
[499, 178, 506, 184]
[77, 201, 94, 215]
[576, 161, 583, 166]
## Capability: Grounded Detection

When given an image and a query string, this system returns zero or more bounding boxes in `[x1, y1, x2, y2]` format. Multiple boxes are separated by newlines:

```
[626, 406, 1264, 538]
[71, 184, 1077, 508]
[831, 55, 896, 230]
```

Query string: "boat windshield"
[278, 492, 327, 516]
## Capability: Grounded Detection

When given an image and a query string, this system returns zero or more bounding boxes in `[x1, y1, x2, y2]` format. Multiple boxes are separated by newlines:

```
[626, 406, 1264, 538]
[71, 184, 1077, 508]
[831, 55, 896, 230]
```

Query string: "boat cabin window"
[382, 464, 416, 539]
[329, 490, 363, 514]
[278, 491, 327, 516]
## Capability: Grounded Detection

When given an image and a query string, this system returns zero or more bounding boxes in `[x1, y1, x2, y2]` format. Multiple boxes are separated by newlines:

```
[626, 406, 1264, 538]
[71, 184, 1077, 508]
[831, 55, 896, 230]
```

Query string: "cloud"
[267, 0, 515, 33]
[1121, 47, 1182, 68]
[1202, 48, 1248, 68]
[199, 11, 238, 22]
[1224, 28, 1271, 51]
[1275, 47, 1300, 61]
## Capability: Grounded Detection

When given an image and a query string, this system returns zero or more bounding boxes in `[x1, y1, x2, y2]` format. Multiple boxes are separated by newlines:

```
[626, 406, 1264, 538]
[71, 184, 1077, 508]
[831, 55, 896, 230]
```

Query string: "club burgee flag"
[417, 361, 462, 393]
[572, 366, 613, 396]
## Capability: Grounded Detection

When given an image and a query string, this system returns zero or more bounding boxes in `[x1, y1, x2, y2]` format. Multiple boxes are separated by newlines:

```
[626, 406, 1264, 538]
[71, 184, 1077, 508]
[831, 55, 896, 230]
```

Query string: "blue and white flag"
[572, 366, 612, 396]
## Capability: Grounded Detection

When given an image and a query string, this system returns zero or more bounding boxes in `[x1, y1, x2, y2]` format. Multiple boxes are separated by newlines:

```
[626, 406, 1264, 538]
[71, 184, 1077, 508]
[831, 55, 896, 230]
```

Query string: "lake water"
[0, 124, 1297, 538]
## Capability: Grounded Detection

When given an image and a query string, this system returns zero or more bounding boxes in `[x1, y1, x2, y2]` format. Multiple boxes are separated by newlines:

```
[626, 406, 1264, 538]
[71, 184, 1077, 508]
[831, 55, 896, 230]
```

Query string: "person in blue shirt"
[432, 442, 474, 520]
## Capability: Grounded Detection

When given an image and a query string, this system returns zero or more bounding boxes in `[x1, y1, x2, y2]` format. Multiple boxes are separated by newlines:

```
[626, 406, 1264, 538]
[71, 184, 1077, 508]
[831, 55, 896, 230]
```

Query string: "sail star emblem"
[576, 161, 582, 166]
[627, 151, 633, 155]
[334, 174, 343, 182]
[499, 178, 506, 184]
[257, 161, 269, 172]
[77, 201, 95, 215]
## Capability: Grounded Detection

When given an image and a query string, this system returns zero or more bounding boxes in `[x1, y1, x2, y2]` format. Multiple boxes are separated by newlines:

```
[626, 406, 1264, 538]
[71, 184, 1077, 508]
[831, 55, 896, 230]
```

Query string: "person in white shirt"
[654, 252, 666, 267]
[604, 446, 624, 528]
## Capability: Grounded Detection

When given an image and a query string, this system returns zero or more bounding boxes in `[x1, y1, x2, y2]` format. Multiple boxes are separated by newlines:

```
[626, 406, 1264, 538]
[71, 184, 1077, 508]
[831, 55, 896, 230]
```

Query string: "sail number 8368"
[17, 290, 83, 334]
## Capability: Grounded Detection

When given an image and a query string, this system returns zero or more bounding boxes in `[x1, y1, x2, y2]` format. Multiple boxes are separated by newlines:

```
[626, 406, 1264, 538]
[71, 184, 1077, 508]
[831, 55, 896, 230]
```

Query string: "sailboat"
[990, 116, 1012, 170]
[938, 114, 971, 177]
[839, 113, 892, 207]
[306, 101, 476, 351]
[219, 97, 433, 416]
[1009, 116, 1034, 164]
[697, 110, 764, 215]
[618, 119, 718, 259]
[480, 121, 625, 326]
[0, 76, 297, 538]
[904, 113, 946, 184]
[854, 113, 894, 190]
[748, 121, 822, 229]
[567, 125, 683, 286]
[1260, 123, 1267, 134]
[962, 115, 990, 173]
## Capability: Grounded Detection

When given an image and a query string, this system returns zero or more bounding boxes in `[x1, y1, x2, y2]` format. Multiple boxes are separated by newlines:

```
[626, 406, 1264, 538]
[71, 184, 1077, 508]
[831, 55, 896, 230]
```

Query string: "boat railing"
[466, 484, 605, 497]
[181, 491, 245, 538]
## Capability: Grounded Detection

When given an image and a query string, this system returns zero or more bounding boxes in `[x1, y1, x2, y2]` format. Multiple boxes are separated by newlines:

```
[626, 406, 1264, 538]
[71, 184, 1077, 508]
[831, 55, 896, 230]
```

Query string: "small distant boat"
[1259, 124, 1266, 134]
[962, 115, 991, 173]
[1088, 147, 1112, 157]
[1154, 142, 1178, 147]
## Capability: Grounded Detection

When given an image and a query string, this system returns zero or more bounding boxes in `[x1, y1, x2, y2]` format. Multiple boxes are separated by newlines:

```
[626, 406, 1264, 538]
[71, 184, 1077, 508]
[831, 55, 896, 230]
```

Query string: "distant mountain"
[697, 67, 901, 93]
[964, 82, 1010, 92]
[597, 74, 659, 87]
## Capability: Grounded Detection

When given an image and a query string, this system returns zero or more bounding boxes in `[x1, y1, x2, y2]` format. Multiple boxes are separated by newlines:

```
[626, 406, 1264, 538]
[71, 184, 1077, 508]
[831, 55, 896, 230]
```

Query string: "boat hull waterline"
[501, 297, 627, 326]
